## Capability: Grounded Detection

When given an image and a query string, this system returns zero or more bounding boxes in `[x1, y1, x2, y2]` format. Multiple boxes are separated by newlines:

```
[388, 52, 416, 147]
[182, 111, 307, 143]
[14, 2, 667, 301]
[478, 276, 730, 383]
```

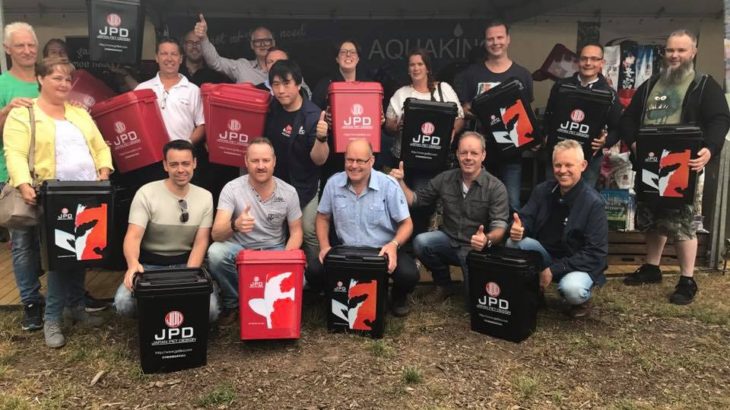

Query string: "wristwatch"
[316, 135, 328, 143]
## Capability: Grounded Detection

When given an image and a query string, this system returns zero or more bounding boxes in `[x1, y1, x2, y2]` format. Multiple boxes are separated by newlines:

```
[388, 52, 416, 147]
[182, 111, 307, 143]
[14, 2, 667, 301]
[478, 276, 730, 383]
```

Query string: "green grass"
[196, 383, 236, 408]
[403, 366, 423, 384]
[512, 374, 539, 401]
[369, 339, 394, 358]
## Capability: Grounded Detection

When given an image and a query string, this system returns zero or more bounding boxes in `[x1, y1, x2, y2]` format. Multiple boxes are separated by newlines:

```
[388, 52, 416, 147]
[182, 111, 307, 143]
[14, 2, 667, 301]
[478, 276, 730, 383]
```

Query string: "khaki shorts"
[636, 202, 696, 241]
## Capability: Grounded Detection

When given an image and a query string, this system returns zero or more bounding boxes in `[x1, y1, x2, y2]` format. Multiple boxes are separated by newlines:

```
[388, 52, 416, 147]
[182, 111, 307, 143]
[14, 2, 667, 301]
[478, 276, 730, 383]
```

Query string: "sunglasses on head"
[178, 199, 189, 223]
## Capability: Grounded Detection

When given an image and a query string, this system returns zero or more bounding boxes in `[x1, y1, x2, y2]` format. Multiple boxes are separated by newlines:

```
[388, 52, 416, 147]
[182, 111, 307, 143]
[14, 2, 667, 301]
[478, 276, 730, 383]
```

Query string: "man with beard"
[179, 30, 231, 86]
[114, 140, 219, 321]
[620, 29, 730, 305]
[207, 138, 303, 324]
[390, 132, 509, 304]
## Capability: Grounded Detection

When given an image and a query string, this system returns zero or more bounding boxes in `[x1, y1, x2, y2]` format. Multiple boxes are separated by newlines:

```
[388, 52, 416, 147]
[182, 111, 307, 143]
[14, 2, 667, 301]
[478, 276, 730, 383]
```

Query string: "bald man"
[311, 139, 419, 317]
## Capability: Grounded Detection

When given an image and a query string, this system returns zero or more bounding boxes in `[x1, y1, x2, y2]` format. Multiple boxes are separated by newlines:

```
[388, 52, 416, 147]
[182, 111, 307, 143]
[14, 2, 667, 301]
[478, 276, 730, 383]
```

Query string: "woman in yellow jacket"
[3, 56, 113, 348]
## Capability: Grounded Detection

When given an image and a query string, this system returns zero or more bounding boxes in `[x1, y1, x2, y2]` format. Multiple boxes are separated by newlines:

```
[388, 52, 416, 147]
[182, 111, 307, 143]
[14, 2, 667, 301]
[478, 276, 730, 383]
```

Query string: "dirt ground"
[1, 271, 730, 409]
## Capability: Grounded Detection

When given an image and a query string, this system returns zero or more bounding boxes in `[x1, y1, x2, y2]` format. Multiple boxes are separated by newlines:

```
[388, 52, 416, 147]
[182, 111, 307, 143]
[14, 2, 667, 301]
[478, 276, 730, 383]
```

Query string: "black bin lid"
[134, 268, 212, 296]
[404, 98, 458, 115]
[325, 246, 386, 263]
[40, 180, 113, 195]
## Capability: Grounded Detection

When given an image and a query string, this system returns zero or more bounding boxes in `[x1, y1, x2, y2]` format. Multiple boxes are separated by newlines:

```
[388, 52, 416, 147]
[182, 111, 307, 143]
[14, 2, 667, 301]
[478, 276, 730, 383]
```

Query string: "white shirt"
[135, 73, 205, 141]
[54, 120, 97, 182]
[386, 82, 465, 120]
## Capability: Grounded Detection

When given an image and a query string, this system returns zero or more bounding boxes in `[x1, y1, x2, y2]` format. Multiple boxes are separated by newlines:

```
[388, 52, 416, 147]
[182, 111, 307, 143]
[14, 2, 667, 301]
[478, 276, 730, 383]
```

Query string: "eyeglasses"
[160, 90, 169, 110]
[339, 49, 358, 57]
[345, 157, 371, 165]
[178, 199, 189, 223]
[579, 56, 603, 62]
[184, 40, 201, 47]
[252, 38, 274, 47]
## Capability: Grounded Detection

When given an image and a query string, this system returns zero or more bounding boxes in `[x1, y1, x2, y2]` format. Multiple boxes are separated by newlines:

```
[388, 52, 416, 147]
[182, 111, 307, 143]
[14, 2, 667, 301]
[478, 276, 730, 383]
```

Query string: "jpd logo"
[106, 14, 121, 27]
[421, 122, 435, 136]
[164, 311, 184, 328]
[114, 121, 126, 134]
[228, 119, 242, 131]
[485, 282, 501, 298]
[570, 109, 585, 123]
[351, 104, 364, 116]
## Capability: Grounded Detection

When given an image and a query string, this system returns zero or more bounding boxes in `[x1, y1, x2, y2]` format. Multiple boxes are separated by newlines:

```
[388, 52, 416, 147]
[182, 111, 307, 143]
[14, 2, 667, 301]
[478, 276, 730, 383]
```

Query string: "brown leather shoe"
[217, 308, 238, 326]
[567, 300, 592, 318]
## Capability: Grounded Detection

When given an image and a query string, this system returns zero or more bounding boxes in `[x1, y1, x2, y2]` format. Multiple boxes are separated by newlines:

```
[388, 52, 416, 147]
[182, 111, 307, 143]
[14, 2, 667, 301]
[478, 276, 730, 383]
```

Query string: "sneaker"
[65, 306, 105, 327]
[623, 264, 662, 286]
[567, 300, 592, 318]
[423, 285, 455, 304]
[21, 303, 43, 331]
[218, 307, 238, 326]
[390, 292, 411, 317]
[669, 276, 698, 305]
[84, 292, 109, 312]
[44, 321, 66, 348]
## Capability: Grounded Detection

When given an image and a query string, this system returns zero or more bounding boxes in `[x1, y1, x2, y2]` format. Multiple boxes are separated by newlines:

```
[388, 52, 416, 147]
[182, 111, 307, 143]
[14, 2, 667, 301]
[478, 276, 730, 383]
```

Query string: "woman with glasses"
[384, 49, 465, 242]
[312, 40, 375, 196]
[4, 57, 114, 348]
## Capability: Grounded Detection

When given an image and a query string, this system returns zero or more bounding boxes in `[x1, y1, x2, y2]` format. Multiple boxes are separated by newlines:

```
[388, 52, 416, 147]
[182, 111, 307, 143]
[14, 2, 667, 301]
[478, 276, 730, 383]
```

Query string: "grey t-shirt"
[218, 175, 302, 248]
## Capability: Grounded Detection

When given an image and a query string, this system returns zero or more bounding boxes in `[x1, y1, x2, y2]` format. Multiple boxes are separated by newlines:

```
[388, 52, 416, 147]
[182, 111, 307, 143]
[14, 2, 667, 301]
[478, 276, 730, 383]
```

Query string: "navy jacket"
[516, 179, 608, 285]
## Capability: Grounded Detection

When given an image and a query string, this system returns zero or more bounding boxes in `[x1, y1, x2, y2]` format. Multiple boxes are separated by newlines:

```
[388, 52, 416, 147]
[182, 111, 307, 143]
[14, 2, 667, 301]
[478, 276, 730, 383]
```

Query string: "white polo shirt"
[136, 73, 205, 141]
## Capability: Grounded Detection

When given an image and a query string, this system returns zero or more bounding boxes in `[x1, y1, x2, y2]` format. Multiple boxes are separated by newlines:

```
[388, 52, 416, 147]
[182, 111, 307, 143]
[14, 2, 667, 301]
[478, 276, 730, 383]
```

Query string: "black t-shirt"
[264, 100, 321, 206]
[179, 63, 231, 86]
[536, 193, 570, 257]
[455, 61, 534, 104]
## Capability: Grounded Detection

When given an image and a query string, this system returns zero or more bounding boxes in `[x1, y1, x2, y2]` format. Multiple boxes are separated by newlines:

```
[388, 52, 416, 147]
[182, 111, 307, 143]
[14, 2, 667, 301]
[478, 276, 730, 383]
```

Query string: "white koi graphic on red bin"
[331, 279, 377, 331]
[248, 271, 296, 329]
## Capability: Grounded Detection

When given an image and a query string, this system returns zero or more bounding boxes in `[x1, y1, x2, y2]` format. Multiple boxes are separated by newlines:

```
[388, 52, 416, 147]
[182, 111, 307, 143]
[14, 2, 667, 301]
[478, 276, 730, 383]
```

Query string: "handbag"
[0, 106, 39, 229]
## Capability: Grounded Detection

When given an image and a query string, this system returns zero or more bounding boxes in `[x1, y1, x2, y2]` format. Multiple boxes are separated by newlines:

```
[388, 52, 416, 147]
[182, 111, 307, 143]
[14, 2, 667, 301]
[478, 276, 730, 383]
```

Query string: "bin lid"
[404, 98, 458, 115]
[134, 267, 212, 295]
[236, 249, 306, 265]
[467, 248, 542, 268]
[90, 89, 157, 118]
[40, 180, 113, 195]
[472, 77, 525, 105]
[325, 246, 386, 262]
[557, 83, 614, 104]
[638, 125, 703, 138]
[328, 81, 383, 94]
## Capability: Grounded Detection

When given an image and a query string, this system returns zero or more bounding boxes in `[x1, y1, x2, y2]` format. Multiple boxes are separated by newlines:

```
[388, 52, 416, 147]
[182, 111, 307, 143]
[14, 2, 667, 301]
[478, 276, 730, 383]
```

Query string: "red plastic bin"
[69, 69, 116, 110]
[236, 249, 305, 340]
[201, 83, 270, 167]
[90, 89, 169, 173]
[328, 81, 383, 152]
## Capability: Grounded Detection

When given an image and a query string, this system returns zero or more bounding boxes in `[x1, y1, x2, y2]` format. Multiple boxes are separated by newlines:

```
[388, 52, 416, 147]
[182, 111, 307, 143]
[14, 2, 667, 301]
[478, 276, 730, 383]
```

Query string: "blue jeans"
[207, 241, 285, 309]
[506, 237, 594, 305]
[498, 161, 522, 212]
[413, 231, 471, 288]
[45, 268, 86, 323]
[545, 152, 602, 189]
[114, 264, 220, 322]
[9, 226, 43, 305]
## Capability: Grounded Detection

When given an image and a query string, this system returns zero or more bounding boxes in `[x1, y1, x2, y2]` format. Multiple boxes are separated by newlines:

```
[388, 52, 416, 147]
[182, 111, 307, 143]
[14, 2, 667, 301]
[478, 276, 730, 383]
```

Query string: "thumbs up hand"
[510, 212, 524, 242]
[194, 13, 208, 40]
[389, 161, 405, 181]
[471, 224, 489, 251]
[236, 203, 255, 233]
[316, 111, 329, 140]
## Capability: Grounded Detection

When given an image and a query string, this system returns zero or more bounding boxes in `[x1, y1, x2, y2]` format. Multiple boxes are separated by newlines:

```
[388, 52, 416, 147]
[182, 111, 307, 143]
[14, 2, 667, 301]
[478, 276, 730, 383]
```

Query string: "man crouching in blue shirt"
[507, 139, 608, 318]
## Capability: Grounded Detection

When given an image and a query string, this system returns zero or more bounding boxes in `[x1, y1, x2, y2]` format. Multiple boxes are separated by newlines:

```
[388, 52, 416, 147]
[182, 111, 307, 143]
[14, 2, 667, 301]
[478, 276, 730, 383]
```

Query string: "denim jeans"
[45, 268, 86, 323]
[506, 237, 594, 305]
[413, 231, 471, 288]
[207, 241, 285, 309]
[9, 226, 43, 305]
[498, 161, 522, 212]
[114, 263, 220, 322]
[545, 152, 602, 189]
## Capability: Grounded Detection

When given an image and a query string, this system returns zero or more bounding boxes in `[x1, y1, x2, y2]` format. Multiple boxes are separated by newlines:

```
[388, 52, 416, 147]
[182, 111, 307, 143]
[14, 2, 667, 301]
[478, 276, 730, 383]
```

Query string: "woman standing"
[385, 49, 464, 241]
[4, 57, 114, 348]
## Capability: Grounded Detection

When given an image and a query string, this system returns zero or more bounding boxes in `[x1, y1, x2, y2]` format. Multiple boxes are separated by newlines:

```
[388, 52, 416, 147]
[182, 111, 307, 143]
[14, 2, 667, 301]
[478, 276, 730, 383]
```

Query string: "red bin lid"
[328, 81, 383, 94]
[235, 249, 306, 265]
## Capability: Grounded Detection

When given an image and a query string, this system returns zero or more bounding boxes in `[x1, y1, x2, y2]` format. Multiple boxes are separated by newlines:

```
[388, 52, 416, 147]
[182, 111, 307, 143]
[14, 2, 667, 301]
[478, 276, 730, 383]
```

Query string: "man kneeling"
[507, 140, 607, 318]
[115, 140, 219, 321]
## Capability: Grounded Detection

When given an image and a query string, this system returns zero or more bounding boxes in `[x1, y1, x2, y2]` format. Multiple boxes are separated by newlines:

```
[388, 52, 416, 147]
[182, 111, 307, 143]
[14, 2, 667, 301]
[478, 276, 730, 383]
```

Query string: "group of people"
[1, 17, 728, 349]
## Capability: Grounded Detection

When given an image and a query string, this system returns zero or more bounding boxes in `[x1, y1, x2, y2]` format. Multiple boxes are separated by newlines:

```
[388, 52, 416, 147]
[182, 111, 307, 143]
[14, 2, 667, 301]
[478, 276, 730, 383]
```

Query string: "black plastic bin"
[547, 83, 613, 159]
[39, 180, 114, 271]
[134, 268, 212, 373]
[467, 247, 542, 343]
[400, 98, 458, 170]
[636, 126, 703, 207]
[324, 246, 388, 339]
[470, 78, 540, 159]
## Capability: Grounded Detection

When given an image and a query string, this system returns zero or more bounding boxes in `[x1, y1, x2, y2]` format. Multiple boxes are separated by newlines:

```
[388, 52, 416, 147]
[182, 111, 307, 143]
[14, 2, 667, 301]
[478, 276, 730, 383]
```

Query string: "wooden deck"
[0, 232, 697, 306]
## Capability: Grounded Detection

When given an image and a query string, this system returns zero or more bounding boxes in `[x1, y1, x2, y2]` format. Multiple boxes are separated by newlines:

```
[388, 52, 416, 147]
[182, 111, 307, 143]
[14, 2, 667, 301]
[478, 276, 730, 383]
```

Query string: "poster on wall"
[88, 0, 145, 65]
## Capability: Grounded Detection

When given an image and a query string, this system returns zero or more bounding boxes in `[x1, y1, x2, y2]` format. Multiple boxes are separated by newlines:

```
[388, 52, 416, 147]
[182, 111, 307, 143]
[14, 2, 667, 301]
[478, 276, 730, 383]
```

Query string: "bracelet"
[316, 135, 328, 142]
[391, 239, 400, 249]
